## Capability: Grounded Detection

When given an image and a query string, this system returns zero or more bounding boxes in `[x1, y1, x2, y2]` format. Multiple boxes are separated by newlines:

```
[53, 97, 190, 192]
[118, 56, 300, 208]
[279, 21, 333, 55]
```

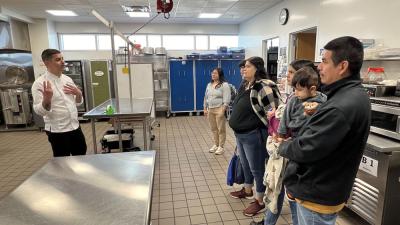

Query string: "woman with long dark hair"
[251, 59, 321, 225]
[228, 56, 282, 217]
[204, 68, 231, 155]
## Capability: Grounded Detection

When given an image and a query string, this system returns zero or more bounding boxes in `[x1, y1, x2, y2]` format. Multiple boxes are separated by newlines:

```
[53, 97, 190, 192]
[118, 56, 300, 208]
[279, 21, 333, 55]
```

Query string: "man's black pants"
[46, 127, 87, 157]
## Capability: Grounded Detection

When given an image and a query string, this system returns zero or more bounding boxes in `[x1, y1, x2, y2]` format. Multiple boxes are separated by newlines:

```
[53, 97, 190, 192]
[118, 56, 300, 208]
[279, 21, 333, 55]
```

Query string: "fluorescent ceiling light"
[46, 10, 77, 16]
[198, 13, 221, 19]
[122, 5, 150, 18]
[126, 12, 150, 17]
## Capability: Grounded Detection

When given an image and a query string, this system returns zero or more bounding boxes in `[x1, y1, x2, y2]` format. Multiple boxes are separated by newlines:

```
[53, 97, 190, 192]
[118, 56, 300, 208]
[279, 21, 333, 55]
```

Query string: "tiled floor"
[0, 116, 370, 225]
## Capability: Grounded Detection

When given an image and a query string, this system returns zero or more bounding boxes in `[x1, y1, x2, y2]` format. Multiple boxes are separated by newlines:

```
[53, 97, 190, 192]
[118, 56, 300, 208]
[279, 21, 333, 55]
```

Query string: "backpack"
[228, 83, 237, 105]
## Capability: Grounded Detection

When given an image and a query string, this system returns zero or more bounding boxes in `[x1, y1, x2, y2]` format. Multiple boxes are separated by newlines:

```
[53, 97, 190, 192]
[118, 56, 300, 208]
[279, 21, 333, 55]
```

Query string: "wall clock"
[279, 8, 289, 25]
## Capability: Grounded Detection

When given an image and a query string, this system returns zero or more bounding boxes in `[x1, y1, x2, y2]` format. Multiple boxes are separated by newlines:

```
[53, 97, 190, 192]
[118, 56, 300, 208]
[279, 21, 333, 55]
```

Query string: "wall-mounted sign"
[94, 71, 104, 76]
[359, 155, 378, 177]
[122, 67, 129, 74]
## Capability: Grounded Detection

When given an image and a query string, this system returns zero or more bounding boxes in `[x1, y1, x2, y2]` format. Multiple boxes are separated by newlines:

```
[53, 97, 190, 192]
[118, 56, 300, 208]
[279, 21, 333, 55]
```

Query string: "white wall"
[28, 19, 51, 78]
[47, 20, 58, 49]
[239, 0, 400, 60]
[55, 22, 239, 35]
[57, 22, 238, 60]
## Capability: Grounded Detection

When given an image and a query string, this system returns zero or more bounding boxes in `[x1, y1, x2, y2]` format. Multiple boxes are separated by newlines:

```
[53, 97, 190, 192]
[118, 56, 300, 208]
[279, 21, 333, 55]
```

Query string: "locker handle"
[92, 83, 99, 86]
[233, 69, 235, 75]
[183, 71, 186, 77]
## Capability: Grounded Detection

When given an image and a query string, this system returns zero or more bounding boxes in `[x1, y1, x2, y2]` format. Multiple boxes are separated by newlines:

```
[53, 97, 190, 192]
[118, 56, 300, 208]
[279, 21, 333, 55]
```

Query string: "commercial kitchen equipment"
[347, 134, 400, 225]
[0, 88, 31, 128]
[362, 84, 396, 97]
[347, 96, 400, 225]
[369, 96, 400, 141]
[0, 49, 34, 129]
[64, 60, 92, 115]
[0, 151, 156, 225]
[117, 54, 169, 117]
[88, 60, 111, 107]
[83, 98, 153, 153]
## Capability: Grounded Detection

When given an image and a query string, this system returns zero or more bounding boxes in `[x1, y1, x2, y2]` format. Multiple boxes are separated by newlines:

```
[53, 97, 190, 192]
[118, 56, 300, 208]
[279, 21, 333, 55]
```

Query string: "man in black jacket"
[278, 36, 370, 225]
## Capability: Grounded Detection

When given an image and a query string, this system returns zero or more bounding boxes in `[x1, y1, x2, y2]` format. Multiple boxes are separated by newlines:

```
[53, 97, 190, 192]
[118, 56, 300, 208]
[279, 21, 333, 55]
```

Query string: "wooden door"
[295, 33, 316, 61]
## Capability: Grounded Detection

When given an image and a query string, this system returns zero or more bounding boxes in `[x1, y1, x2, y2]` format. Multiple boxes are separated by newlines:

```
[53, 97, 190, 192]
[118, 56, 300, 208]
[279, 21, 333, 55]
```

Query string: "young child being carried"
[277, 66, 327, 139]
[263, 66, 327, 219]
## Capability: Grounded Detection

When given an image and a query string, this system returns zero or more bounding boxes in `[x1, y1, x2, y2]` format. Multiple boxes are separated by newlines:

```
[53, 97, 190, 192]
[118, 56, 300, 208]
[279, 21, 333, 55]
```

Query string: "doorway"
[263, 37, 279, 82]
[289, 27, 317, 62]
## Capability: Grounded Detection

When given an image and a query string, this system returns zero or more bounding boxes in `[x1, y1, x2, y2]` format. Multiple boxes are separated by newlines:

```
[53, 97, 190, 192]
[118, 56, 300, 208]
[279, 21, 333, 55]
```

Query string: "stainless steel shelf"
[364, 58, 400, 61]
[156, 106, 169, 110]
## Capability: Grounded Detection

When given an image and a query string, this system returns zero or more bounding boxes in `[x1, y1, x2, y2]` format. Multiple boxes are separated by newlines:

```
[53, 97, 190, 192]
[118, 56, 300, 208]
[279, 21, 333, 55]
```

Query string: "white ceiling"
[0, 0, 283, 24]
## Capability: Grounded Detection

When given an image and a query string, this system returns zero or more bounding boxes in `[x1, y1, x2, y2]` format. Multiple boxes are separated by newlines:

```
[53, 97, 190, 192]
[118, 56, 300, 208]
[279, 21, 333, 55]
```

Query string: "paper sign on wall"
[122, 67, 129, 74]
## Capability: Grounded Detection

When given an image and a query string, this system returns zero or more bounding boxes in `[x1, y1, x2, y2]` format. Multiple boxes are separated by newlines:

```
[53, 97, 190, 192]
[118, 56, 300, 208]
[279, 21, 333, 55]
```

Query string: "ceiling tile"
[175, 12, 199, 18]
[233, 1, 269, 8]
[205, 0, 237, 8]
[118, 0, 149, 6]
[55, 0, 83, 4]
[0, 0, 283, 24]
[200, 7, 228, 13]
[178, 0, 207, 8]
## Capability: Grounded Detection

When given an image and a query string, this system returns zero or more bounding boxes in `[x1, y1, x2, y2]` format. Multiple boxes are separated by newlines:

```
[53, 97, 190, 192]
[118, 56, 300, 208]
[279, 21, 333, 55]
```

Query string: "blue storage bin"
[186, 54, 200, 59]
[217, 46, 228, 53]
[216, 53, 232, 59]
[232, 53, 245, 59]
[229, 47, 245, 54]
[199, 54, 216, 59]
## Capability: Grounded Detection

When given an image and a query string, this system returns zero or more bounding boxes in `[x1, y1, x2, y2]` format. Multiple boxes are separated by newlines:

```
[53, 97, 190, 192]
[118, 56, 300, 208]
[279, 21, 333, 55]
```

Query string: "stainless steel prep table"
[83, 98, 153, 153]
[0, 151, 156, 225]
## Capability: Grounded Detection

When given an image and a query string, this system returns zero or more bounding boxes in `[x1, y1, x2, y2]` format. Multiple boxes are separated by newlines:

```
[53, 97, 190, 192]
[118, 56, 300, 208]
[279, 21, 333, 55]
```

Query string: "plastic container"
[366, 67, 386, 83]
[142, 47, 154, 55]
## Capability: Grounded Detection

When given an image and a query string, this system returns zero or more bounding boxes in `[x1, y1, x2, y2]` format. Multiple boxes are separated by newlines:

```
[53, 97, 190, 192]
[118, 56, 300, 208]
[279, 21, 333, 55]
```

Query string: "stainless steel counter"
[84, 98, 153, 118]
[83, 98, 153, 153]
[366, 133, 400, 153]
[0, 151, 156, 225]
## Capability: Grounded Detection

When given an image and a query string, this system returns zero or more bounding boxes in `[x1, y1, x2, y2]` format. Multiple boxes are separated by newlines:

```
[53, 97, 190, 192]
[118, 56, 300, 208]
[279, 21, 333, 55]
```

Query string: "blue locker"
[221, 60, 242, 89]
[195, 60, 218, 111]
[169, 60, 195, 112]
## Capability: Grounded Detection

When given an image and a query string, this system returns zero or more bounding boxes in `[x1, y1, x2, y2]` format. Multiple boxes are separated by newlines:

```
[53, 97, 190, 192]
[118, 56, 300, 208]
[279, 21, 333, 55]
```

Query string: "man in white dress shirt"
[32, 49, 87, 157]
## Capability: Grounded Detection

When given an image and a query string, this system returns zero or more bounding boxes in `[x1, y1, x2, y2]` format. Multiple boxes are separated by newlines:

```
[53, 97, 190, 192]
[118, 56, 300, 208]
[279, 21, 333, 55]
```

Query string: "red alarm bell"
[157, 0, 173, 18]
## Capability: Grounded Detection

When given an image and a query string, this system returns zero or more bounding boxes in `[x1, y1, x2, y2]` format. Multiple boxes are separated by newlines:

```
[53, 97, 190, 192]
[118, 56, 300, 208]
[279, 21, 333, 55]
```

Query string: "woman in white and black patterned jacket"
[228, 56, 282, 217]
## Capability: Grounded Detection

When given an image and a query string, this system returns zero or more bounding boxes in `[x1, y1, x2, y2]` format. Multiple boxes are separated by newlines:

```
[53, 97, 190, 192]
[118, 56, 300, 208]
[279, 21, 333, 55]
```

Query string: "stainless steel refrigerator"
[89, 60, 111, 107]
[64, 60, 92, 116]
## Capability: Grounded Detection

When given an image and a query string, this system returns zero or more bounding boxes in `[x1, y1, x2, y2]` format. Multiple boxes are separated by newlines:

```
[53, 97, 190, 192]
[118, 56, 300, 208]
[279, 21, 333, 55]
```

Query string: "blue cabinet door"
[221, 60, 242, 89]
[195, 60, 218, 111]
[169, 60, 194, 112]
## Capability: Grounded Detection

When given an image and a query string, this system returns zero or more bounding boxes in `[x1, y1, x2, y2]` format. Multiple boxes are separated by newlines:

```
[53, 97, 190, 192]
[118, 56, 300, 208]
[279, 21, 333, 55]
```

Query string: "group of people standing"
[203, 36, 371, 225]
[34, 36, 371, 225]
